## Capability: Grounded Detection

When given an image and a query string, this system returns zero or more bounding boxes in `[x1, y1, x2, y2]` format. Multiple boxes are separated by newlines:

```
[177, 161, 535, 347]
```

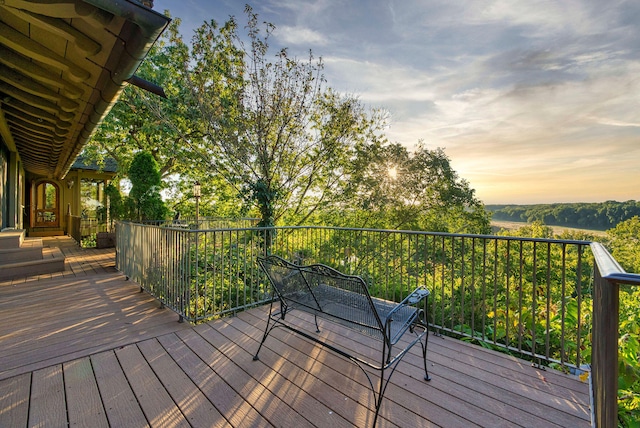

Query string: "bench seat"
[253, 255, 431, 428]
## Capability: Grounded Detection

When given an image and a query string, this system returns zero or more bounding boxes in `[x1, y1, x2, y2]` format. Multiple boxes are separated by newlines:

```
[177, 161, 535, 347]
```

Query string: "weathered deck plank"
[0, 373, 30, 428]
[28, 365, 67, 427]
[238, 306, 590, 427]
[0, 309, 592, 427]
[234, 307, 475, 428]
[137, 338, 225, 427]
[64, 357, 109, 428]
[181, 326, 318, 427]
[115, 343, 191, 427]
[195, 322, 359, 428]
[160, 331, 270, 427]
[91, 350, 151, 428]
[0, 272, 192, 380]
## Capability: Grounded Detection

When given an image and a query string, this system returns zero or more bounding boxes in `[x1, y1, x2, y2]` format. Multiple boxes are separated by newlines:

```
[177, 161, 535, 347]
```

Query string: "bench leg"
[421, 327, 431, 381]
[253, 320, 270, 361]
[253, 302, 276, 361]
[421, 306, 431, 381]
[314, 314, 320, 333]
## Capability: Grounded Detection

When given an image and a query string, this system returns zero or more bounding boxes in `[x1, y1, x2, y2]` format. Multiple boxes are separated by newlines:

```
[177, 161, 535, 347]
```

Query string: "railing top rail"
[118, 221, 592, 245]
[591, 242, 640, 286]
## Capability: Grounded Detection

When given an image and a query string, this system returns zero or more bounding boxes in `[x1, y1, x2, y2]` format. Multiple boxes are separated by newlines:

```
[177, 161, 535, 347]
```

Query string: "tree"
[162, 6, 383, 227]
[334, 141, 491, 233]
[608, 216, 640, 273]
[84, 7, 488, 232]
[128, 152, 168, 221]
[104, 183, 125, 227]
[82, 16, 203, 181]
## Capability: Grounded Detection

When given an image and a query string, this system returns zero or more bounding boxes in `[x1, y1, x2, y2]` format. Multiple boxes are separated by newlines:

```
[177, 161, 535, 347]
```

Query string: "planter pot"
[96, 232, 116, 248]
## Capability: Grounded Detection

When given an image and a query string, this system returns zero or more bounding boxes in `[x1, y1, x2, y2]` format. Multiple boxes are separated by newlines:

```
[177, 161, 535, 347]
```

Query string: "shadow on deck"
[0, 237, 591, 427]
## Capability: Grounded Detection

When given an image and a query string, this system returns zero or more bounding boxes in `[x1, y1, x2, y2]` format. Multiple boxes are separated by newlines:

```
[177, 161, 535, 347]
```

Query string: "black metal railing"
[115, 221, 639, 427]
[116, 224, 590, 363]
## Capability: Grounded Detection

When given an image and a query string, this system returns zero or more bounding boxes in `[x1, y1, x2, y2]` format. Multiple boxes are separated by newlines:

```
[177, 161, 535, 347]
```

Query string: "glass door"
[34, 181, 59, 227]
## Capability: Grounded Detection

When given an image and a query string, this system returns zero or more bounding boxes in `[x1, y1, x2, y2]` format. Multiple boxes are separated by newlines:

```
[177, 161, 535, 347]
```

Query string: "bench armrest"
[386, 286, 430, 320]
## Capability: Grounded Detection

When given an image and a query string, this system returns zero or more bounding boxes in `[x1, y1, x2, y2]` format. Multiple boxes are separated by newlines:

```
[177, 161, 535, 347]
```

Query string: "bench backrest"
[258, 255, 385, 339]
[257, 255, 321, 310]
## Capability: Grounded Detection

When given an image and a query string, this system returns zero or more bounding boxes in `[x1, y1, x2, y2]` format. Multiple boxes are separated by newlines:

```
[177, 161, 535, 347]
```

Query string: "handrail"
[116, 222, 592, 361]
[590, 242, 640, 428]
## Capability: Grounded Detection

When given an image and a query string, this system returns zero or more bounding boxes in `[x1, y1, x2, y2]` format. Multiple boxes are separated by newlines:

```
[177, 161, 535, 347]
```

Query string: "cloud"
[275, 25, 327, 46]
[593, 118, 640, 128]
[155, 0, 640, 203]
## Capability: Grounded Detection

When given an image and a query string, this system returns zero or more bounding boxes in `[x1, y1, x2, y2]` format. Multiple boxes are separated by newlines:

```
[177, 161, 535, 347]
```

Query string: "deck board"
[0, 272, 192, 380]
[29, 365, 67, 428]
[116, 343, 192, 427]
[137, 338, 225, 427]
[156, 333, 247, 427]
[91, 350, 151, 428]
[194, 322, 361, 428]
[64, 357, 109, 428]
[0, 236, 592, 427]
[0, 373, 29, 428]
[181, 326, 319, 428]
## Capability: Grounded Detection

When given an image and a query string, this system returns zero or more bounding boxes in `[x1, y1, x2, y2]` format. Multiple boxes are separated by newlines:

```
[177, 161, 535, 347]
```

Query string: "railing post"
[592, 264, 619, 428]
[590, 242, 640, 428]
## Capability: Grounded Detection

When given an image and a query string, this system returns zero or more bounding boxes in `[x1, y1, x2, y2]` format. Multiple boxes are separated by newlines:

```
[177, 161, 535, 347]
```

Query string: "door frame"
[32, 180, 60, 228]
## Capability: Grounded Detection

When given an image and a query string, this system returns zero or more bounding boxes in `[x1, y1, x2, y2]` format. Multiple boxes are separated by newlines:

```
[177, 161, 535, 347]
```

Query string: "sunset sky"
[153, 0, 640, 205]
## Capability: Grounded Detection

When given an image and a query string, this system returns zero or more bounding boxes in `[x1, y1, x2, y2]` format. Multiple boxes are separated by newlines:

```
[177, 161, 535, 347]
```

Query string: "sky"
[152, 0, 640, 205]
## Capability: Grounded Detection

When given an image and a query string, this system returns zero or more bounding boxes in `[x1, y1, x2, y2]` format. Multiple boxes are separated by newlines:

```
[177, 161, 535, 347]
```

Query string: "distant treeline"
[487, 201, 640, 231]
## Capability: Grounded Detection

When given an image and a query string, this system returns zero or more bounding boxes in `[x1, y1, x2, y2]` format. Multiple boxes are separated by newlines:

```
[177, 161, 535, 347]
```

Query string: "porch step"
[0, 239, 44, 264]
[0, 246, 65, 281]
[29, 229, 65, 237]
[0, 229, 25, 249]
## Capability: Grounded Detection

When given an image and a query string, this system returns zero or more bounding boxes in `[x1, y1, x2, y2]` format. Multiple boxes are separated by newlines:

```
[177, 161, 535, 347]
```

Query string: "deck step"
[0, 247, 65, 281]
[0, 229, 25, 249]
[0, 243, 44, 265]
[29, 229, 65, 237]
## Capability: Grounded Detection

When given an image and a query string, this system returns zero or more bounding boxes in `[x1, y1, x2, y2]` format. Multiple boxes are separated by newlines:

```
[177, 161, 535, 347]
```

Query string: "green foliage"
[104, 183, 125, 225]
[489, 201, 640, 231]
[128, 152, 168, 221]
[86, 8, 488, 232]
[619, 287, 640, 427]
[607, 218, 640, 426]
[80, 233, 96, 248]
[248, 179, 277, 228]
[498, 218, 640, 426]
[321, 142, 491, 233]
[608, 216, 640, 273]
[82, 16, 197, 182]
[497, 220, 555, 239]
[178, 7, 383, 228]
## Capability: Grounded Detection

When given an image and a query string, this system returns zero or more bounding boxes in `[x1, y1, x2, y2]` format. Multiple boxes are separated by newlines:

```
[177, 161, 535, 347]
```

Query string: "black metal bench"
[253, 255, 431, 427]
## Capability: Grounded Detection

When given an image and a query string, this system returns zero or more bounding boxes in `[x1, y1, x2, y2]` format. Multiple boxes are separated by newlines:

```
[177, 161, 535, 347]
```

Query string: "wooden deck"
[0, 237, 592, 427]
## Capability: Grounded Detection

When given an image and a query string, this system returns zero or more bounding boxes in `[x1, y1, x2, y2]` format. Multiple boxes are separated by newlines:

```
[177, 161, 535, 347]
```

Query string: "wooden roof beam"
[6, 115, 69, 140]
[3, 107, 70, 137]
[1, 6, 101, 55]
[0, 21, 91, 82]
[1, 0, 113, 25]
[0, 46, 83, 99]
[0, 106, 17, 152]
[0, 80, 70, 118]
[1, 98, 72, 129]
[0, 65, 79, 112]
[12, 129, 64, 146]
